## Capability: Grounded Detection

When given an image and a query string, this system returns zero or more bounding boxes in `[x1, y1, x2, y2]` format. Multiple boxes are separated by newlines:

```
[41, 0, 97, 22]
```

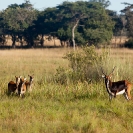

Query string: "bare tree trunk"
[60, 40, 65, 47]
[40, 34, 44, 47]
[19, 35, 24, 46]
[0, 35, 6, 46]
[12, 35, 16, 48]
[72, 19, 79, 51]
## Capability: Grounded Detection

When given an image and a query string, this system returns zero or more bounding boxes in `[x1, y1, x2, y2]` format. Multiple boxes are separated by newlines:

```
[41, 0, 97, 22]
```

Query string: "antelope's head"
[28, 74, 34, 82]
[20, 77, 27, 97]
[101, 67, 116, 83]
[15, 76, 22, 87]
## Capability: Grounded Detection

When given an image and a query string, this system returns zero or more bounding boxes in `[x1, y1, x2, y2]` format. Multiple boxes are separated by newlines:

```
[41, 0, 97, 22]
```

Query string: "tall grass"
[0, 48, 133, 133]
[100, 48, 133, 81]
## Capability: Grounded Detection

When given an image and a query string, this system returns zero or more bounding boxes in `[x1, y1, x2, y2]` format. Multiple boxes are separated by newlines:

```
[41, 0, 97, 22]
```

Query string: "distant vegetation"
[0, 0, 133, 48]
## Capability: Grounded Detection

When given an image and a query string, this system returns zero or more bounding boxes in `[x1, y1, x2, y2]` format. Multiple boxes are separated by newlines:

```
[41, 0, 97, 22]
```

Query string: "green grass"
[0, 48, 133, 133]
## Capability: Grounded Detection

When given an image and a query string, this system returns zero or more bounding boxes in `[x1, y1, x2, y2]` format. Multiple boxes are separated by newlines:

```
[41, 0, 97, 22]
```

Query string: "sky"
[0, 0, 132, 14]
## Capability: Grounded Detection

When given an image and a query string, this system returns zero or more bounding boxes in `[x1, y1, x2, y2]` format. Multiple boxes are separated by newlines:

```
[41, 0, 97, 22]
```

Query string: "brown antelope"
[101, 67, 132, 101]
[18, 77, 27, 97]
[25, 75, 34, 92]
[8, 76, 21, 95]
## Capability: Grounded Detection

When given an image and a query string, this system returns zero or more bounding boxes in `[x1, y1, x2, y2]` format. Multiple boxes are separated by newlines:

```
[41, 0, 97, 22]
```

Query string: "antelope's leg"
[127, 85, 132, 100]
[109, 94, 112, 101]
[124, 92, 130, 100]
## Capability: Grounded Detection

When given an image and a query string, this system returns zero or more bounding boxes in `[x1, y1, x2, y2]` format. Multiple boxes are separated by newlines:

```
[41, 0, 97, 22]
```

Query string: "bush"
[55, 46, 108, 84]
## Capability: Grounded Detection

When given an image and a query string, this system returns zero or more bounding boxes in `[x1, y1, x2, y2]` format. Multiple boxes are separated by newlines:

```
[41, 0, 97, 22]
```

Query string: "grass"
[0, 48, 133, 133]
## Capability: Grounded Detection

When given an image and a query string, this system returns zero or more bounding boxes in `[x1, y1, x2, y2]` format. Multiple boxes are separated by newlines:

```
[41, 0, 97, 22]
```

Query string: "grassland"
[0, 48, 133, 133]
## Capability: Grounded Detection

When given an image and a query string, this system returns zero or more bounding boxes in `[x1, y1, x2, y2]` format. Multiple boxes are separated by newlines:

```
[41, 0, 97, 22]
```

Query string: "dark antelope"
[8, 76, 21, 95]
[101, 67, 132, 101]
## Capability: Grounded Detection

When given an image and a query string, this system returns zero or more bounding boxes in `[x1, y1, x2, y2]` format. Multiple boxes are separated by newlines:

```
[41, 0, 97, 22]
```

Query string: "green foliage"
[56, 1, 114, 46]
[0, 0, 131, 49]
[55, 46, 108, 84]
[0, 1, 38, 47]
[121, 3, 133, 38]
[57, 27, 72, 41]
[89, 0, 111, 8]
[0, 1, 115, 48]
[80, 2, 115, 45]
[2, 2, 37, 32]
[55, 66, 69, 85]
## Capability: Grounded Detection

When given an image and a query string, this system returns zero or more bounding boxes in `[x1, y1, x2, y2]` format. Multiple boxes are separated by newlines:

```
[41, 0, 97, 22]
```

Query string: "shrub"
[55, 46, 108, 84]
[55, 66, 69, 85]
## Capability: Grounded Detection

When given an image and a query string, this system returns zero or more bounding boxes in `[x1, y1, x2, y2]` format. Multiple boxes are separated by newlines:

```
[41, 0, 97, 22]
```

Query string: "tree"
[121, 3, 133, 38]
[56, 1, 91, 50]
[32, 7, 59, 47]
[0, 12, 5, 45]
[56, 1, 114, 49]
[1, 0, 38, 48]
[80, 2, 114, 46]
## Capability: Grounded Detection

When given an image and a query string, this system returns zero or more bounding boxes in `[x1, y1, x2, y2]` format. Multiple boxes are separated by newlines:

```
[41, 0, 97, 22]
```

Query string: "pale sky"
[0, 0, 132, 14]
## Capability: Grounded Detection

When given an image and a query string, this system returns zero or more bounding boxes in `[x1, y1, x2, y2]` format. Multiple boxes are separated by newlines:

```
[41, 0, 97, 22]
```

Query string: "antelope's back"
[8, 81, 16, 92]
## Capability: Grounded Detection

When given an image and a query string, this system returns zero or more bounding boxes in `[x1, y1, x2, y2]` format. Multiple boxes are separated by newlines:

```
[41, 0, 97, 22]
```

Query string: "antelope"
[25, 75, 34, 92]
[8, 76, 21, 95]
[101, 67, 132, 101]
[18, 77, 27, 97]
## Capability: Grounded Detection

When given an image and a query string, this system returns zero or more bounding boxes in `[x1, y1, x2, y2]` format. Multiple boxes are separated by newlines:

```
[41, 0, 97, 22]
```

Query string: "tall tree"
[0, 11, 5, 45]
[56, 1, 114, 48]
[1, 0, 38, 48]
[56, 1, 92, 50]
[32, 7, 59, 47]
[121, 3, 133, 38]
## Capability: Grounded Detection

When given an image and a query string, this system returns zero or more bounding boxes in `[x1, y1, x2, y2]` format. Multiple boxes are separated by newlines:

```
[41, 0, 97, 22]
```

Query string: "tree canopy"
[0, 0, 131, 48]
[34, 1, 114, 49]
[121, 3, 133, 38]
[0, 0, 38, 47]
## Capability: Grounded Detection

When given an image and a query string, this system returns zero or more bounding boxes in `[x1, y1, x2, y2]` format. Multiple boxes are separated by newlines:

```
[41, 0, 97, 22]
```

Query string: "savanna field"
[1, 48, 133, 133]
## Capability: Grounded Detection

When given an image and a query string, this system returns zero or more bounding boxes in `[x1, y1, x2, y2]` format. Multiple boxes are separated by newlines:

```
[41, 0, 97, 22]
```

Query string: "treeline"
[0, 0, 133, 48]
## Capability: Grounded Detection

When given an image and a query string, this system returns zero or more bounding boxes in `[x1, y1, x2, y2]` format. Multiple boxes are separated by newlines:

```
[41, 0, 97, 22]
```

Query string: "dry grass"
[0, 48, 70, 77]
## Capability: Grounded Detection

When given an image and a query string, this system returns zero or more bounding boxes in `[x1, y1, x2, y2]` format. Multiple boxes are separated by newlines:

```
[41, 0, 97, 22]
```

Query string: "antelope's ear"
[102, 75, 105, 78]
